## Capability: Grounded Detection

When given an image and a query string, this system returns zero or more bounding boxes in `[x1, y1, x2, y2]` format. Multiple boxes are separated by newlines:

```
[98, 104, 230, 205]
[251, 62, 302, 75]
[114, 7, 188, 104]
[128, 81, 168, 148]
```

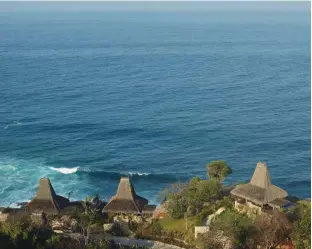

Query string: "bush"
[150, 221, 163, 236]
[211, 210, 253, 248]
[166, 178, 222, 219]
[0, 217, 38, 249]
[291, 202, 311, 249]
[216, 196, 234, 210]
[45, 235, 62, 249]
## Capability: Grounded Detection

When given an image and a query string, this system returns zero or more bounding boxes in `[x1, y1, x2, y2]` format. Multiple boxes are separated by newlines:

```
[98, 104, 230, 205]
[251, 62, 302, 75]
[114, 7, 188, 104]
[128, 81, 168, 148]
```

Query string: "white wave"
[49, 167, 79, 174]
[127, 171, 151, 176]
[0, 164, 17, 171]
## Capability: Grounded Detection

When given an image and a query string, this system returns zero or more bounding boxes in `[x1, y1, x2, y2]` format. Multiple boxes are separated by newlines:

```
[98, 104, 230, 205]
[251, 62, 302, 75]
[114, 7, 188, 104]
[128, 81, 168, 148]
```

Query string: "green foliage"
[196, 179, 221, 202]
[211, 210, 253, 248]
[0, 217, 37, 249]
[195, 205, 215, 225]
[216, 196, 234, 210]
[167, 194, 188, 219]
[189, 176, 201, 187]
[166, 183, 189, 219]
[149, 220, 163, 236]
[166, 178, 222, 219]
[45, 235, 62, 249]
[194, 196, 233, 226]
[206, 160, 232, 182]
[291, 202, 311, 249]
[98, 239, 112, 249]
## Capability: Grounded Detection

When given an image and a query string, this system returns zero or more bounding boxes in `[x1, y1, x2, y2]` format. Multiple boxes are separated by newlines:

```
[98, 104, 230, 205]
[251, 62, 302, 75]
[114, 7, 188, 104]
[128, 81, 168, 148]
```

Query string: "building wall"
[234, 200, 262, 217]
[194, 226, 210, 238]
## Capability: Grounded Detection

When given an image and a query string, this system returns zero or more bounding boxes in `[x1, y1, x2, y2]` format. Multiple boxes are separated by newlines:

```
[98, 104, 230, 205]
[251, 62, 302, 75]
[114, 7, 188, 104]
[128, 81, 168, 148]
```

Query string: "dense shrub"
[211, 210, 254, 248]
[166, 178, 222, 219]
[291, 201, 311, 249]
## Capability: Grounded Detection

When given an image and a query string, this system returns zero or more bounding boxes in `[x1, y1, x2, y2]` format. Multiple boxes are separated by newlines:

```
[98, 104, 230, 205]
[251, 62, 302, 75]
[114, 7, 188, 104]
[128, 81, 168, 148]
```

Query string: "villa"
[103, 176, 154, 216]
[26, 178, 69, 215]
[231, 162, 290, 215]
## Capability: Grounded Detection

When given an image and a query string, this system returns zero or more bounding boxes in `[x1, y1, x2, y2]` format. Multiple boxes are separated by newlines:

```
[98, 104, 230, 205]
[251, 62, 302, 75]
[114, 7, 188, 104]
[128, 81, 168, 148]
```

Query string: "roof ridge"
[249, 162, 272, 189]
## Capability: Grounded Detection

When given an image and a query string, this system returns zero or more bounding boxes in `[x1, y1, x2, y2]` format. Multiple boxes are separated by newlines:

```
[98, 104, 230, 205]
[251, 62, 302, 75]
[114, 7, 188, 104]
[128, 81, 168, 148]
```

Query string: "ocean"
[0, 2, 310, 206]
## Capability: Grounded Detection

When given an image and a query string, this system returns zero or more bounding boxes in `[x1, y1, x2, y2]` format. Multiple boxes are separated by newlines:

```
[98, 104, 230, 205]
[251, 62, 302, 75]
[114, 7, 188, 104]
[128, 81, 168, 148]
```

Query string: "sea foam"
[49, 167, 79, 174]
[127, 172, 151, 176]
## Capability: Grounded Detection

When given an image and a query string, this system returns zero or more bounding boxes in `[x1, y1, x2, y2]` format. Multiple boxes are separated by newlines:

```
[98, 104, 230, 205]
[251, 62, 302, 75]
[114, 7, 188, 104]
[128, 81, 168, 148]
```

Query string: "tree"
[187, 177, 205, 215]
[207, 160, 232, 182]
[211, 210, 254, 248]
[167, 192, 188, 219]
[161, 182, 189, 219]
[166, 178, 223, 218]
[253, 210, 292, 249]
[291, 202, 311, 249]
[196, 179, 221, 203]
[80, 194, 103, 246]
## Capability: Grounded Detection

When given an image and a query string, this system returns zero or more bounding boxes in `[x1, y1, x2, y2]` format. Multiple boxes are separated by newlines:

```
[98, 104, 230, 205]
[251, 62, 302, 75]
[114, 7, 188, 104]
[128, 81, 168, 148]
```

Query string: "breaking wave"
[49, 167, 79, 174]
[127, 172, 151, 176]
[46, 167, 177, 183]
[77, 168, 188, 183]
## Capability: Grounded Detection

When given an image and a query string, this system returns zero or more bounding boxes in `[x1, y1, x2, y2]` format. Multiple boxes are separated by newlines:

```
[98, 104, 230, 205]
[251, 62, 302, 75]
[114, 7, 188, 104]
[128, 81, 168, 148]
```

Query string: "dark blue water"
[0, 2, 310, 206]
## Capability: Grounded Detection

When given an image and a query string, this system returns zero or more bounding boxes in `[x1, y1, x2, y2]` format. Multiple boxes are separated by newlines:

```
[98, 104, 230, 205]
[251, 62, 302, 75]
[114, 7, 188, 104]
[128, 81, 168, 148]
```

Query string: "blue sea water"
[0, 2, 310, 206]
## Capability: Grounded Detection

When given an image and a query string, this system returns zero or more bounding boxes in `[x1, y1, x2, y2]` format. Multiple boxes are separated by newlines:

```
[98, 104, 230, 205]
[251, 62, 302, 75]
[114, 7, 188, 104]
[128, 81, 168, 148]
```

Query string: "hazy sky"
[0, 1, 309, 12]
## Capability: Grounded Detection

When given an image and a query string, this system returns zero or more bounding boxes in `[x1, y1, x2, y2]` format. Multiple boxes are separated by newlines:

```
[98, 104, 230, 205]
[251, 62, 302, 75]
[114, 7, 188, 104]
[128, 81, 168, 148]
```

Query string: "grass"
[158, 216, 197, 234]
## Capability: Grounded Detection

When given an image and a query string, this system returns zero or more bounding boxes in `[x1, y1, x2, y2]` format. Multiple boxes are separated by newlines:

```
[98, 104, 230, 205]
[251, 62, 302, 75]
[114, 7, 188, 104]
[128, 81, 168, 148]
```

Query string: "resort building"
[103, 176, 150, 215]
[231, 162, 289, 215]
[26, 178, 69, 215]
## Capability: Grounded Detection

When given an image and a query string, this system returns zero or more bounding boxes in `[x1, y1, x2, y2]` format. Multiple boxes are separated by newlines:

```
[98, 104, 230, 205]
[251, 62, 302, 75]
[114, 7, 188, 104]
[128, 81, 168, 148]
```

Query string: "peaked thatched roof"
[103, 177, 148, 214]
[231, 162, 288, 206]
[27, 178, 69, 215]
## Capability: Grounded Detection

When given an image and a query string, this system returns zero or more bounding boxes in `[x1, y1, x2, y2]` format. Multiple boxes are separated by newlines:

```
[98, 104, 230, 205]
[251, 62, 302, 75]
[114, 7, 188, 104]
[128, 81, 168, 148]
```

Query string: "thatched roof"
[103, 177, 148, 214]
[231, 162, 288, 206]
[268, 198, 291, 209]
[27, 178, 69, 215]
[142, 205, 157, 215]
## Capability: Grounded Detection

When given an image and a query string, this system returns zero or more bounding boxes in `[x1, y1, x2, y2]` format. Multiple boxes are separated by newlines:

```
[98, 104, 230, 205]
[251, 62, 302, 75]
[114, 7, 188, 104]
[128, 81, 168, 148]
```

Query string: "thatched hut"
[231, 162, 288, 210]
[26, 178, 69, 215]
[103, 176, 148, 215]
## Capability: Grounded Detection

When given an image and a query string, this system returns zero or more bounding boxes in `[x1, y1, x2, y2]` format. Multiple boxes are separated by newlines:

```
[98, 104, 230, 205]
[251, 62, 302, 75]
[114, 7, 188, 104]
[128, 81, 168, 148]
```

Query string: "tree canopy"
[211, 210, 254, 248]
[206, 160, 232, 182]
[165, 178, 222, 219]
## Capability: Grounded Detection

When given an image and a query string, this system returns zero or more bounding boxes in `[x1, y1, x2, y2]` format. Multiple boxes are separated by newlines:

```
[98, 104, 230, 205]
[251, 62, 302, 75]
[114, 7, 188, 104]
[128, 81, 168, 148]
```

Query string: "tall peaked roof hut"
[103, 176, 148, 214]
[231, 162, 288, 207]
[27, 178, 69, 215]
